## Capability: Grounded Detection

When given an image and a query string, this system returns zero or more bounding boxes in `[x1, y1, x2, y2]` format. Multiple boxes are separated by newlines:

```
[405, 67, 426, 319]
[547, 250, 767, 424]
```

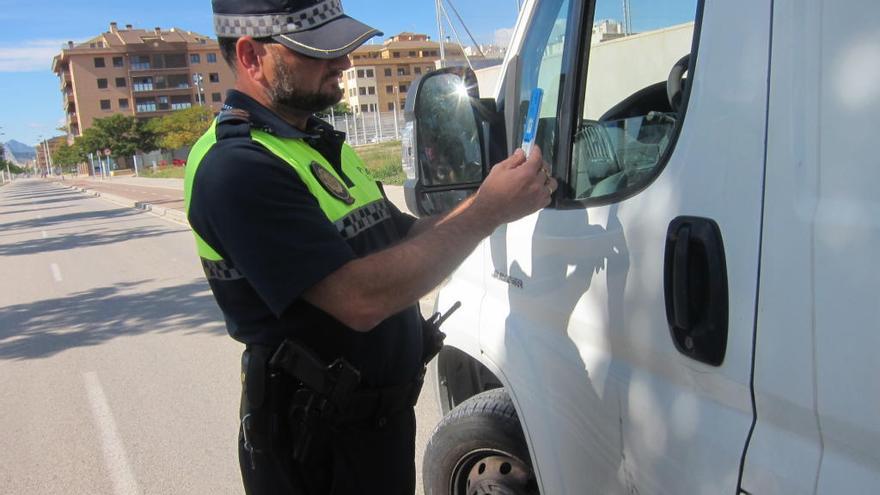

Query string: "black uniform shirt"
[188, 90, 422, 387]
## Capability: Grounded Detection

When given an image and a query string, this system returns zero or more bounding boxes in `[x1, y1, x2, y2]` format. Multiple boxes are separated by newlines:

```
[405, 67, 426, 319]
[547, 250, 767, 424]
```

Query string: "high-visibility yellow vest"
[184, 119, 384, 262]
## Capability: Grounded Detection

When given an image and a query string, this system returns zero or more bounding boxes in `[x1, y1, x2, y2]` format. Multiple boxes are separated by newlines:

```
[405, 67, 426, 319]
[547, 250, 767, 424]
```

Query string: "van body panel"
[741, 0, 824, 492]
[812, 0, 880, 491]
[744, 1, 880, 493]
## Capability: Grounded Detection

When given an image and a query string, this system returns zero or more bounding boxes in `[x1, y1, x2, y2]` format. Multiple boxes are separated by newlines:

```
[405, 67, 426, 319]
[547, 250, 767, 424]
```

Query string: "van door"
[742, 0, 880, 493]
[474, 0, 768, 492]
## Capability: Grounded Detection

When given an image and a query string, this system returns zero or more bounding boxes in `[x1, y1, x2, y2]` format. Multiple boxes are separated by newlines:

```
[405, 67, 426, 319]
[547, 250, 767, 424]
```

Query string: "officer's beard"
[266, 52, 341, 114]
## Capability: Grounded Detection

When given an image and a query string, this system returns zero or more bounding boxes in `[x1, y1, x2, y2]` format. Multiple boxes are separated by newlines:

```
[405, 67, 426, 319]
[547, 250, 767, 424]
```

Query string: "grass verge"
[137, 141, 404, 184]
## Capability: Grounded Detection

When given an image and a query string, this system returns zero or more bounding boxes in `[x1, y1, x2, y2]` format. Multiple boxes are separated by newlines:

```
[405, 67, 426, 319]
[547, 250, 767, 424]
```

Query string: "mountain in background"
[3, 140, 36, 163]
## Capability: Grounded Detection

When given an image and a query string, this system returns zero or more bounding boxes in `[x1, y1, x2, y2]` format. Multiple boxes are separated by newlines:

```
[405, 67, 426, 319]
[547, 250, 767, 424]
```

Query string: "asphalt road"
[0, 179, 441, 494]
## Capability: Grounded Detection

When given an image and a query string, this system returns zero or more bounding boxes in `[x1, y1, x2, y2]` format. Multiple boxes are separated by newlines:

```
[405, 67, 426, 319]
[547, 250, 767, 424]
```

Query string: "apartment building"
[35, 136, 67, 174]
[51, 22, 235, 139]
[340, 33, 469, 114]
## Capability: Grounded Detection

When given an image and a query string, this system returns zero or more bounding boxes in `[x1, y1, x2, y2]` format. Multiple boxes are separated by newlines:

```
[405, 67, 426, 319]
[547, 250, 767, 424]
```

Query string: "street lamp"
[193, 73, 205, 106]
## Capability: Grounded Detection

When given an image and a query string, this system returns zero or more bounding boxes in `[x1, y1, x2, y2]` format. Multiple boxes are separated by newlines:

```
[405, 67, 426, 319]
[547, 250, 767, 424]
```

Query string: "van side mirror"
[403, 67, 486, 217]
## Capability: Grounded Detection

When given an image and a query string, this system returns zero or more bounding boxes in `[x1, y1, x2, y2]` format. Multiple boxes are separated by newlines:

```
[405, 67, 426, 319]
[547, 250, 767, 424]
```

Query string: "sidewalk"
[56, 175, 412, 223]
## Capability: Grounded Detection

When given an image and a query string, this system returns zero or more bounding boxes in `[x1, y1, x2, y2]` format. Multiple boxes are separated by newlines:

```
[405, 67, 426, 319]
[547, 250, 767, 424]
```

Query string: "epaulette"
[215, 108, 252, 140]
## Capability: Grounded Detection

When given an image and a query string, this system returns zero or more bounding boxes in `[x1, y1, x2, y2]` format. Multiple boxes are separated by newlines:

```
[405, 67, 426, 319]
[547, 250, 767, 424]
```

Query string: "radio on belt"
[520, 88, 544, 156]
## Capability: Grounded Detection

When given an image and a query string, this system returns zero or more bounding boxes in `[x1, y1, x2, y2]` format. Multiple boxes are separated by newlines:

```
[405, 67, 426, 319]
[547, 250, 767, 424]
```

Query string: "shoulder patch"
[217, 108, 251, 125]
[310, 161, 354, 205]
[215, 108, 252, 141]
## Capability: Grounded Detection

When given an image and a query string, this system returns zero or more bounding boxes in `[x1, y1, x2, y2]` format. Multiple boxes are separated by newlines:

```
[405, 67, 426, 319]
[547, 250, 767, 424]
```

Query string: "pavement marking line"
[41, 230, 48, 239]
[84, 372, 141, 495]
[50, 263, 63, 282]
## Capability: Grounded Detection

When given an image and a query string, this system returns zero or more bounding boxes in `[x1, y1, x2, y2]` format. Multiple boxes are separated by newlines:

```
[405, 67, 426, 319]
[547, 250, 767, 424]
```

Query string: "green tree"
[53, 143, 81, 172]
[331, 101, 351, 115]
[90, 114, 158, 158]
[1, 159, 24, 175]
[147, 106, 214, 151]
[72, 126, 104, 162]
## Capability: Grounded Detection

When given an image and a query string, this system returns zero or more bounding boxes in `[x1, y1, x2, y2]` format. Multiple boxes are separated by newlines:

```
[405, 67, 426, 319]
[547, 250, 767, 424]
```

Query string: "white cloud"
[0, 40, 68, 72]
[495, 28, 515, 48]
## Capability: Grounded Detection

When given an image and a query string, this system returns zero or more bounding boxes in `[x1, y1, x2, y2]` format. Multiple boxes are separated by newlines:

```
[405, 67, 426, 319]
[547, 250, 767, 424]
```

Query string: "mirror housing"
[403, 67, 487, 217]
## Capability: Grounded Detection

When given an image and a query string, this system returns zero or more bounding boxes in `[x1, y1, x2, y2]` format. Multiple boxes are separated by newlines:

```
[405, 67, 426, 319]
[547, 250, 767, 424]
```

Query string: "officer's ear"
[235, 37, 270, 84]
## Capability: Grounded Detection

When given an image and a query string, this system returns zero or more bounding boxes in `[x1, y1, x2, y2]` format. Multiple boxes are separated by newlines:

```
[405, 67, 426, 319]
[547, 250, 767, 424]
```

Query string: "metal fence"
[318, 111, 407, 147]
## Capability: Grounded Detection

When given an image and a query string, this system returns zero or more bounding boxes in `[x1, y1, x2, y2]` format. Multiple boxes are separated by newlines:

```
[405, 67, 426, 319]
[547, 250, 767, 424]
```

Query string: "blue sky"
[0, 0, 693, 147]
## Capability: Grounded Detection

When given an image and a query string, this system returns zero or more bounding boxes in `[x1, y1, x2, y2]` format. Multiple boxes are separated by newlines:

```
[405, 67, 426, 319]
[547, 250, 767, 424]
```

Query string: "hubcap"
[452, 450, 536, 495]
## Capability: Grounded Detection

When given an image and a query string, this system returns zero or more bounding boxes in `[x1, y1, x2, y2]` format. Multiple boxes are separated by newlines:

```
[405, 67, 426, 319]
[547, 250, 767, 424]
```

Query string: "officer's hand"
[472, 146, 557, 226]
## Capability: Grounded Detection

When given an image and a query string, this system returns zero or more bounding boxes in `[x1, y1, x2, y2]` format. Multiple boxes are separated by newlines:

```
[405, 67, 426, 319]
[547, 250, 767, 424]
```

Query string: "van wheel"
[423, 388, 538, 495]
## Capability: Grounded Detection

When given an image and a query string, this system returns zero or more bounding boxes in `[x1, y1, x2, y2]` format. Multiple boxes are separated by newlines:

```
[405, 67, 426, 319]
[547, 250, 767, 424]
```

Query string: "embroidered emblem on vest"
[310, 161, 354, 205]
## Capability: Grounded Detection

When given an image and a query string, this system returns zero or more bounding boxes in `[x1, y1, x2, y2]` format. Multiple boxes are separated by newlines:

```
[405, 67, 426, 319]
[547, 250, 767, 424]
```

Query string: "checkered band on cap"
[214, 0, 344, 38]
[335, 200, 391, 239]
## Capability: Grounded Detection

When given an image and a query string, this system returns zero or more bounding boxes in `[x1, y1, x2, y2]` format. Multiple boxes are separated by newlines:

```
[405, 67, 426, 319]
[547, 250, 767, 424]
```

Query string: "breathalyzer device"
[521, 87, 544, 156]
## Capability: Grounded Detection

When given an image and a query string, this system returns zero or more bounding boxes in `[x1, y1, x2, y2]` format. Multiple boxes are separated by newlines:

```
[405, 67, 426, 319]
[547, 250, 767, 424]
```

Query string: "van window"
[570, 0, 699, 200]
[512, 0, 575, 171]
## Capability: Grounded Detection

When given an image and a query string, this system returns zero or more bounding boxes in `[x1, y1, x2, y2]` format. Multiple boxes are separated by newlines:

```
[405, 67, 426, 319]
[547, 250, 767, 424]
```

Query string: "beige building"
[51, 22, 235, 139]
[35, 136, 67, 174]
[340, 33, 469, 114]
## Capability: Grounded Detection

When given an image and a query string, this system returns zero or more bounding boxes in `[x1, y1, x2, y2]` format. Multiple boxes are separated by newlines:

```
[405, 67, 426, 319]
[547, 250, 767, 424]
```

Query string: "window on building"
[112, 57, 124, 68]
[133, 76, 154, 92]
[366, 69, 374, 77]
[135, 97, 157, 112]
[118, 98, 129, 109]
[388, 102, 394, 111]
[357, 69, 365, 78]
[408, 51, 416, 57]
[359, 87, 367, 96]
[97, 78, 108, 89]
[209, 73, 220, 83]
[368, 86, 375, 95]
[171, 95, 193, 110]
[100, 99, 111, 110]
[207, 53, 217, 63]
[361, 104, 369, 112]
[384, 68, 392, 77]
[399, 84, 408, 93]
[386, 85, 394, 94]
[393, 51, 400, 58]
[94, 57, 105, 68]
[190, 54, 201, 64]
[397, 67, 408, 76]
[115, 77, 127, 88]
[132, 55, 151, 70]
[212, 92, 222, 102]
[414, 67, 422, 75]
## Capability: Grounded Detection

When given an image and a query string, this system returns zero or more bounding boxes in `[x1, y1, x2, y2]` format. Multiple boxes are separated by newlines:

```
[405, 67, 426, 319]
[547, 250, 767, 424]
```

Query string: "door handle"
[664, 216, 729, 366]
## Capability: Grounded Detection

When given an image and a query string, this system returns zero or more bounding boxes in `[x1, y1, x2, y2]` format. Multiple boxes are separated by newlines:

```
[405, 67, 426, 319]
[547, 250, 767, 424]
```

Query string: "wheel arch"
[435, 344, 504, 415]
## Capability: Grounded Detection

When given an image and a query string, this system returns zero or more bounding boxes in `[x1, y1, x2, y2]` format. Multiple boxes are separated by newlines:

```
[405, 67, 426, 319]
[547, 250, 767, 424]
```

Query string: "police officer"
[185, 0, 557, 493]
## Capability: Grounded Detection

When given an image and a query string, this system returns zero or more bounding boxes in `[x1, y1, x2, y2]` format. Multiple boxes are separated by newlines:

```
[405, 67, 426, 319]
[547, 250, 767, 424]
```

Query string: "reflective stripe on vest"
[184, 119, 385, 262]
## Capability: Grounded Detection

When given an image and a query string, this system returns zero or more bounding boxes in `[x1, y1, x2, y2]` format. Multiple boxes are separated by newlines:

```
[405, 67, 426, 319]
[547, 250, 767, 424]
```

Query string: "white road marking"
[41, 230, 48, 239]
[84, 372, 140, 495]
[50, 263, 63, 282]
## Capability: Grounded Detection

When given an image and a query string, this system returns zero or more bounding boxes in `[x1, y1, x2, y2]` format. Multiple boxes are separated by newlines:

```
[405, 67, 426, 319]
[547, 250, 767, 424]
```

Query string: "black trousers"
[238, 354, 417, 495]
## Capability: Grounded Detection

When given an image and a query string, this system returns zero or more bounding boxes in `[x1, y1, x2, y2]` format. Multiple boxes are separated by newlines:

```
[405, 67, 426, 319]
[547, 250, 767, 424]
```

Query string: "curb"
[60, 183, 189, 226]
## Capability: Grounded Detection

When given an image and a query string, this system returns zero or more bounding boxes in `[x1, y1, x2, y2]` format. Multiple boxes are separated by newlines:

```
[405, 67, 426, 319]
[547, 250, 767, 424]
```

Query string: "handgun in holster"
[268, 339, 361, 464]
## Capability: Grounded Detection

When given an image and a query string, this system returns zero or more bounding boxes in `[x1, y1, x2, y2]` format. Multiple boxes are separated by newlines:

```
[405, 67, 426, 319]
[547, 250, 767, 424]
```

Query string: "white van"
[402, 0, 880, 493]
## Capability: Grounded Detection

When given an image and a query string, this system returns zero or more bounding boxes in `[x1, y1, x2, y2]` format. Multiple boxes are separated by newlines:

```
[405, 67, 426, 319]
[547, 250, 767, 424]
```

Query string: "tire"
[423, 388, 539, 495]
